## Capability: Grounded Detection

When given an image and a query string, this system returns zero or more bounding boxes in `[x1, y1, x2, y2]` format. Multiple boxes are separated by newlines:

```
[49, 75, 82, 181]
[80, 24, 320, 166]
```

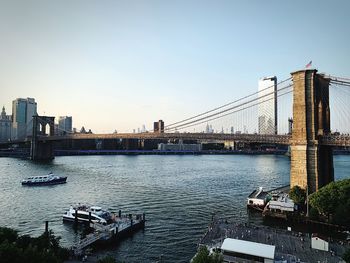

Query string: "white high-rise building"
[258, 76, 277, 134]
[11, 98, 37, 140]
[58, 116, 72, 135]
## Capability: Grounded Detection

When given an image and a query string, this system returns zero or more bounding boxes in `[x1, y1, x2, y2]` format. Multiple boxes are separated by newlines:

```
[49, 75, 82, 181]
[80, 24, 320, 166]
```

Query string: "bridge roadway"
[41, 132, 292, 145]
[1, 133, 349, 147]
[40, 133, 350, 147]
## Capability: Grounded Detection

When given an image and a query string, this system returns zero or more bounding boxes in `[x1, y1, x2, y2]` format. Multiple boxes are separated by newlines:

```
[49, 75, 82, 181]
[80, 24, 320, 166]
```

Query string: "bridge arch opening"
[43, 123, 50, 135]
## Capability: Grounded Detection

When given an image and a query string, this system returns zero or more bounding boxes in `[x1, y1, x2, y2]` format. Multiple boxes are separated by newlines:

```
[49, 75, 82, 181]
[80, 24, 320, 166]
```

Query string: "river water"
[0, 155, 349, 262]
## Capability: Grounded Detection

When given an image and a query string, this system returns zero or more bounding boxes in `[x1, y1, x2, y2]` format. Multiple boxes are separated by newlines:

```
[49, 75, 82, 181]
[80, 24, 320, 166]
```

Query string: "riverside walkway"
[200, 219, 349, 263]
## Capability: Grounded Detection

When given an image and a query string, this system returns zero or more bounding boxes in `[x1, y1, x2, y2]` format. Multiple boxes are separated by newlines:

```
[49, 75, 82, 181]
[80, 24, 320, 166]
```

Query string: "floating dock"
[72, 213, 145, 256]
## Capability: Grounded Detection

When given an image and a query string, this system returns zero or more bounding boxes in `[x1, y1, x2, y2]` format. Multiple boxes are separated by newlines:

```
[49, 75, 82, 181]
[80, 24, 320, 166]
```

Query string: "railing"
[320, 135, 350, 146]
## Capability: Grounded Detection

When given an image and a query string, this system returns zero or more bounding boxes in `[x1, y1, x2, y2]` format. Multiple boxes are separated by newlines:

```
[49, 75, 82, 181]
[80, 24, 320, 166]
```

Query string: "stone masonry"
[290, 69, 334, 193]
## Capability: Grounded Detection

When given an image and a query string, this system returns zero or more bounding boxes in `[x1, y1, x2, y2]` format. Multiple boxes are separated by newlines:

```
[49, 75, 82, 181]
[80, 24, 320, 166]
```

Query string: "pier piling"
[74, 209, 78, 225]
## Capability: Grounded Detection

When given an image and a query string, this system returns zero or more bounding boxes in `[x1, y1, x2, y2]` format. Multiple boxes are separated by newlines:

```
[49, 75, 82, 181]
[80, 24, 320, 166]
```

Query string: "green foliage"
[192, 246, 210, 263]
[289, 185, 306, 205]
[192, 246, 223, 263]
[343, 248, 350, 263]
[0, 227, 69, 263]
[210, 250, 224, 263]
[308, 207, 319, 220]
[0, 227, 18, 243]
[98, 255, 117, 263]
[309, 179, 350, 226]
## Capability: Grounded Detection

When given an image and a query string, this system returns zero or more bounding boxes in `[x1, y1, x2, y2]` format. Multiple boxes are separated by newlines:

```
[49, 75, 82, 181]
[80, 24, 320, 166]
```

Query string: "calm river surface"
[0, 154, 349, 262]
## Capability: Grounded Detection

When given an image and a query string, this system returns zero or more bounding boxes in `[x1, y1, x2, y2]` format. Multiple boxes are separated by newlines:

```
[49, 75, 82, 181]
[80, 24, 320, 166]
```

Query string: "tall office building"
[258, 76, 277, 134]
[58, 116, 72, 135]
[288, 118, 293, 135]
[12, 98, 37, 140]
[0, 106, 12, 142]
[153, 120, 164, 133]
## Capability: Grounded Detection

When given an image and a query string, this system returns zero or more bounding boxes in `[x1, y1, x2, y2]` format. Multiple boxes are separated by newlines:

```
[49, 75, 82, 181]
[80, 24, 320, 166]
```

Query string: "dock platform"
[72, 214, 145, 256]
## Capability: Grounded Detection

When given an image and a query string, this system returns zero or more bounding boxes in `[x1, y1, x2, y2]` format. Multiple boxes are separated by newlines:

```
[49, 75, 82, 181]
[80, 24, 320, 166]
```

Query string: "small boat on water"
[21, 172, 67, 186]
[63, 204, 112, 225]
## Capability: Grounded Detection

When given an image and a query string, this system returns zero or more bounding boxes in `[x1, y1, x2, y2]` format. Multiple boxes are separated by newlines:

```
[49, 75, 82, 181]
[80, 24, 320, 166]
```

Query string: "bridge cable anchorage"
[164, 83, 293, 132]
[165, 77, 292, 129]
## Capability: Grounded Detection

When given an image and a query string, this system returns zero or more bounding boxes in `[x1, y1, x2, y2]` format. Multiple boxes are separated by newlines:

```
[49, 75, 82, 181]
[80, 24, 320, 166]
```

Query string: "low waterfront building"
[224, 141, 235, 150]
[221, 238, 275, 263]
[157, 142, 202, 151]
[311, 234, 329, 252]
[265, 193, 295, 213]
[247, 187, 269, 208]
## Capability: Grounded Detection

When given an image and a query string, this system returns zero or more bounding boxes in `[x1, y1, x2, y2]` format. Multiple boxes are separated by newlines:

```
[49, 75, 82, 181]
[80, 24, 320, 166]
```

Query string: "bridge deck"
[1, 133, 349, 147]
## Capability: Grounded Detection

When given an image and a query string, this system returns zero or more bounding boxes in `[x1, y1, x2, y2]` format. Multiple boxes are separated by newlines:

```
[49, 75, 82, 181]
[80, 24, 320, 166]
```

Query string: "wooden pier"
[72, 213, 145, 256]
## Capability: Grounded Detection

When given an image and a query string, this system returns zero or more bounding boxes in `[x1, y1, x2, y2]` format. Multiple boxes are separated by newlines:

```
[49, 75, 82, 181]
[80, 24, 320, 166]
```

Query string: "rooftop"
[221, 238, 275, 259]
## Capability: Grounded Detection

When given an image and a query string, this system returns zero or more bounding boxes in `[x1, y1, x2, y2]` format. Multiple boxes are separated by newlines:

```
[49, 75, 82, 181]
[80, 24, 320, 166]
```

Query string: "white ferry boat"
[22, 172, 67, 186]
[63, 204, 112, 225]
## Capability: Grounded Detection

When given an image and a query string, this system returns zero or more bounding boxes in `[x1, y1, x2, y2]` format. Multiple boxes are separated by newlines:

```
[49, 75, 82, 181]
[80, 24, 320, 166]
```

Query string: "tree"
[343, 248, 350, 263]
[309, 179, 350, 225]
[0, 227, 18, 244]
[192, 246, 210, 263]
[98, 255, 117, 263]
[289, 185, 306, 205]
[0, 227, 69, 263]
[210, 250, 224, 263]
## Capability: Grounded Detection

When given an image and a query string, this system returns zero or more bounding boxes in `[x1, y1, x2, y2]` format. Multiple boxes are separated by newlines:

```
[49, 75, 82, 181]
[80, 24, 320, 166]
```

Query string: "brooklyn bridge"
[1, 69, 350, 193]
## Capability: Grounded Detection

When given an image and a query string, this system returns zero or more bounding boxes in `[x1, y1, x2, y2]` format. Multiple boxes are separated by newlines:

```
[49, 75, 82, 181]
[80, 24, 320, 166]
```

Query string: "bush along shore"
[0, 226, 70, 263]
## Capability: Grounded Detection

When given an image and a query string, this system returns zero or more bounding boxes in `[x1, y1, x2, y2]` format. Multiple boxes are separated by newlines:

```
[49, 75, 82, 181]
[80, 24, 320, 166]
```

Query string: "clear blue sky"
[0, 0, 349, 132]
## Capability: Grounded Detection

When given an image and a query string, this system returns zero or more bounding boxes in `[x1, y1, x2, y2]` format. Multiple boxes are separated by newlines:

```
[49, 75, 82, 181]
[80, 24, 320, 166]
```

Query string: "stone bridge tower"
[30, 115, 55, 161]
[290, 69, 334, 193]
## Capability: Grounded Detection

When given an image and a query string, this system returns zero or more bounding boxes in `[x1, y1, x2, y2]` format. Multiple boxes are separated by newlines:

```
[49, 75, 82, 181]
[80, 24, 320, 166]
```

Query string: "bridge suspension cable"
[326, 75, 350, 134]
[165, 77, 292, 129]
[327, 75, 350, 87]
[166, 87, 293, 132]
[165, 79, 293, 133]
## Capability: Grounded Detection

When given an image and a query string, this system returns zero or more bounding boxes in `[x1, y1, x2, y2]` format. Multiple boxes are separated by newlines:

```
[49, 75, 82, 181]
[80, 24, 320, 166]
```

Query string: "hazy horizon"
[1, 0, 349, 133]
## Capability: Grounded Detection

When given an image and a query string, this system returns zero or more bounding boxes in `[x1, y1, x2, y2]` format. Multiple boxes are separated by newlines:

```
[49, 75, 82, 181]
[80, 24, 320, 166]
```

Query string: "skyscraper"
[12, 98, 37, 140]
[258, 76, 277, 134]
[153, 120, 164, 133]
[0, 106, 12, 142]
[58, 116, 72, 135]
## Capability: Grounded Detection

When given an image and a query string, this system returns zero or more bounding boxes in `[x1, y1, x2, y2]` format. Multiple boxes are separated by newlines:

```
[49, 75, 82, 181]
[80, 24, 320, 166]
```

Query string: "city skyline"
[1, 1, 350, 133]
